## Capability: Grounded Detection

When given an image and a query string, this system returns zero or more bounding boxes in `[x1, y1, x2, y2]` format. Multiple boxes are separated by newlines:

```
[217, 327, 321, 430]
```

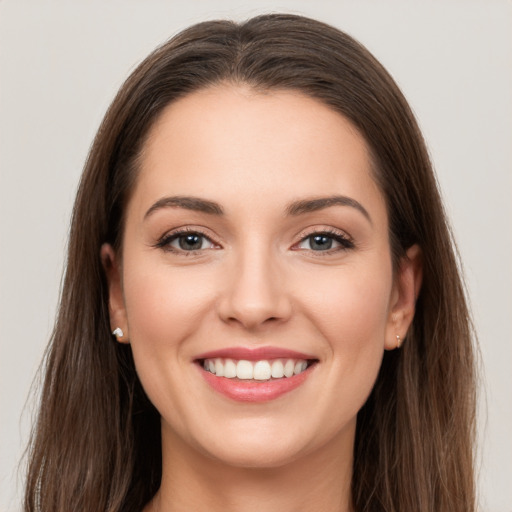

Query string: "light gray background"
[1, 1, 511, 511]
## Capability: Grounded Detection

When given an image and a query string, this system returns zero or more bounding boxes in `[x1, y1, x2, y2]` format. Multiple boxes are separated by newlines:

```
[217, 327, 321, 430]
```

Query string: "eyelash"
[154, 227, 354, 255]
[154, 227, 217, 256]
[294, 228, 355, 255]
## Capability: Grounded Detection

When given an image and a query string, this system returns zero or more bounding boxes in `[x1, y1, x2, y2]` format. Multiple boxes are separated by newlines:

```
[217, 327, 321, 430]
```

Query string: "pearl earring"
[396, 334, 402, 349]
[112, 327, 124, 339]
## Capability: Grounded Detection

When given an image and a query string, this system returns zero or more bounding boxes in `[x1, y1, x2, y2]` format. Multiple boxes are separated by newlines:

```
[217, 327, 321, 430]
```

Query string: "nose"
[217, 245, 292, 330]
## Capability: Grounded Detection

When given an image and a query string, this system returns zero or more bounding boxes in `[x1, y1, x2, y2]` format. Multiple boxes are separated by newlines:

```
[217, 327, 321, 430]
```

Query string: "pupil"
[311, 235, 332, 250]
[179, 234, 202, 250]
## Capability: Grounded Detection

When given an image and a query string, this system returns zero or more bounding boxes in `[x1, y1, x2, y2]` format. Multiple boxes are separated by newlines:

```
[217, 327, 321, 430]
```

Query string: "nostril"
[216, 270, 293, 329]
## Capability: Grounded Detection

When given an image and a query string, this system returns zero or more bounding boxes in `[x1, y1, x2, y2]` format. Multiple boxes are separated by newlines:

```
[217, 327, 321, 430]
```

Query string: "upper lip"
[194, 346, 318, 361]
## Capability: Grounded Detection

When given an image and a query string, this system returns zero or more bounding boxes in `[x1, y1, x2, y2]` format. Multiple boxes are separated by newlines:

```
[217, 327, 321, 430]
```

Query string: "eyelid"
[152, 225, 354, 255]
[154, 226, 222, 253]
[292, 226, 355, 252]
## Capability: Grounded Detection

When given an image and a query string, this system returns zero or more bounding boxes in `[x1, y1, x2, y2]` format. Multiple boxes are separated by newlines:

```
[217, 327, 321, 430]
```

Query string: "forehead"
[131, 84, 386, 224]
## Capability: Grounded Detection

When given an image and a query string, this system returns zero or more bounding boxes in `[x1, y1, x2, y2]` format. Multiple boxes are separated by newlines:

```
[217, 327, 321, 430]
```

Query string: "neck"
[146, 421, 355, 512]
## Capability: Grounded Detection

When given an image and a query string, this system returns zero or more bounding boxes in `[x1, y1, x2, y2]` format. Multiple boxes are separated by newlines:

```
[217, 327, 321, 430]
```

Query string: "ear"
[101, 243, 129, 343]
[385, 244, 423, 350]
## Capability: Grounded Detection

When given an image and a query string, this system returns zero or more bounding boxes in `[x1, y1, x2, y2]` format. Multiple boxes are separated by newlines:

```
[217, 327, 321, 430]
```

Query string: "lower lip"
[198, 365, 315, 402]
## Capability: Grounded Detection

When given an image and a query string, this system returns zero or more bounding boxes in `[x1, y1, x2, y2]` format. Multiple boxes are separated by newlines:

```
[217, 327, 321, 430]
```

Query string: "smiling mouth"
[197, 357, 318, 381]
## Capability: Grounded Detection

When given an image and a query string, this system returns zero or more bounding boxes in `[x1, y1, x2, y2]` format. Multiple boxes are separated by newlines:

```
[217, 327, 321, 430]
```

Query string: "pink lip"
[198, 366, 315, 402]
[194, 346, 318, 403]
[194, 346, 317, 361]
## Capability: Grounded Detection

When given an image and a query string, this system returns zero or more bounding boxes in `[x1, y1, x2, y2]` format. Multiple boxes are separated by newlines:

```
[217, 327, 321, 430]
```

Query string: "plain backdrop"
[1, 1, 511, 511]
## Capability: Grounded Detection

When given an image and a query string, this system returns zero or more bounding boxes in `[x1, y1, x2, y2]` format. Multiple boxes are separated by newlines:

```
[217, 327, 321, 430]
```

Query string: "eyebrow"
[144, 196, 224, 219]
[144, 194, 371, 223]
[285, 195, 372, 224]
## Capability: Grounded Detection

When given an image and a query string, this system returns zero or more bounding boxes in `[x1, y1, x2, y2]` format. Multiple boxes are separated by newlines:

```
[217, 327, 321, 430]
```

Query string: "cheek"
[123, 261, 216, 347]
[120, 260, 220, 427]
[120, 259, 218, 401]
[300, 262, 392, 345]
[296, 259, 392, 405]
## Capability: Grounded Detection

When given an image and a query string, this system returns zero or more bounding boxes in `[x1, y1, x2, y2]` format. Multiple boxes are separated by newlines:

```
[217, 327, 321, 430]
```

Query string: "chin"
[204, 441, 305, 470]
[190, 419, 326, 470]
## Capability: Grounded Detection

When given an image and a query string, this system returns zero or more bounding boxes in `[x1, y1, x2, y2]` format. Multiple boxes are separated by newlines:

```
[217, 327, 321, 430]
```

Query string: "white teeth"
[271, 360, 284, 378]
[224, 358, 237, 378]
[253, 360, 272, 380]
[236, 360, 253, 379]
[203, 357, 311, 380]
[283, 359, 295, 378]
[214, 359, 224, 377]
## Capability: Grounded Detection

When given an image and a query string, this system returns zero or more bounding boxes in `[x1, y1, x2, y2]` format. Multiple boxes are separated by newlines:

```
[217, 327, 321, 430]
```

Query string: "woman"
[24, 13, 477, 512]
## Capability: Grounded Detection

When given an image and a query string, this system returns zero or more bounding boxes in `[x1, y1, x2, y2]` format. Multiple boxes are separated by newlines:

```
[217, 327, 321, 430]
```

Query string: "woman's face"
[105, 85, 417, 468]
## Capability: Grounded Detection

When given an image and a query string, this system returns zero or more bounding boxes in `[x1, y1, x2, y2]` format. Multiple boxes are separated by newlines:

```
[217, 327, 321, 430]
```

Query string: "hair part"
[24, 14, 477, 512]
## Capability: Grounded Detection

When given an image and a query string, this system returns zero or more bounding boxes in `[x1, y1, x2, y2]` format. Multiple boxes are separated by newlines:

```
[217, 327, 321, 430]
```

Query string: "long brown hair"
[24, 14, 477, 512]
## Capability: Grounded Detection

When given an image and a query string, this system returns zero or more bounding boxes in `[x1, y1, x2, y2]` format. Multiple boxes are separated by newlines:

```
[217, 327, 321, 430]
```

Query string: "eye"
[171, 232, 212, 251]
[156, 230, 218, 253]
[296, 231, 354, 252]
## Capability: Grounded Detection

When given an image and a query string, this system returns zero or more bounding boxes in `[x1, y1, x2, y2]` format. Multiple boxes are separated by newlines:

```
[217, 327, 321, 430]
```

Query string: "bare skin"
[102, 85, 422, 512]
[147, 424, 353, 512]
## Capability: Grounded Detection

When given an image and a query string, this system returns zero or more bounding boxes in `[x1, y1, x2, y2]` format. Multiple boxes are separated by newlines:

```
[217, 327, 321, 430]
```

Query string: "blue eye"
[297, 232, 353, 252]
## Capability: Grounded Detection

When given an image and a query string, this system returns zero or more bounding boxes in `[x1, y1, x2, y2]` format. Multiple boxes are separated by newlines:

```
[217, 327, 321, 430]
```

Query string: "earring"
[112, 327, 124, 340]
[396, 334, 402, 349]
